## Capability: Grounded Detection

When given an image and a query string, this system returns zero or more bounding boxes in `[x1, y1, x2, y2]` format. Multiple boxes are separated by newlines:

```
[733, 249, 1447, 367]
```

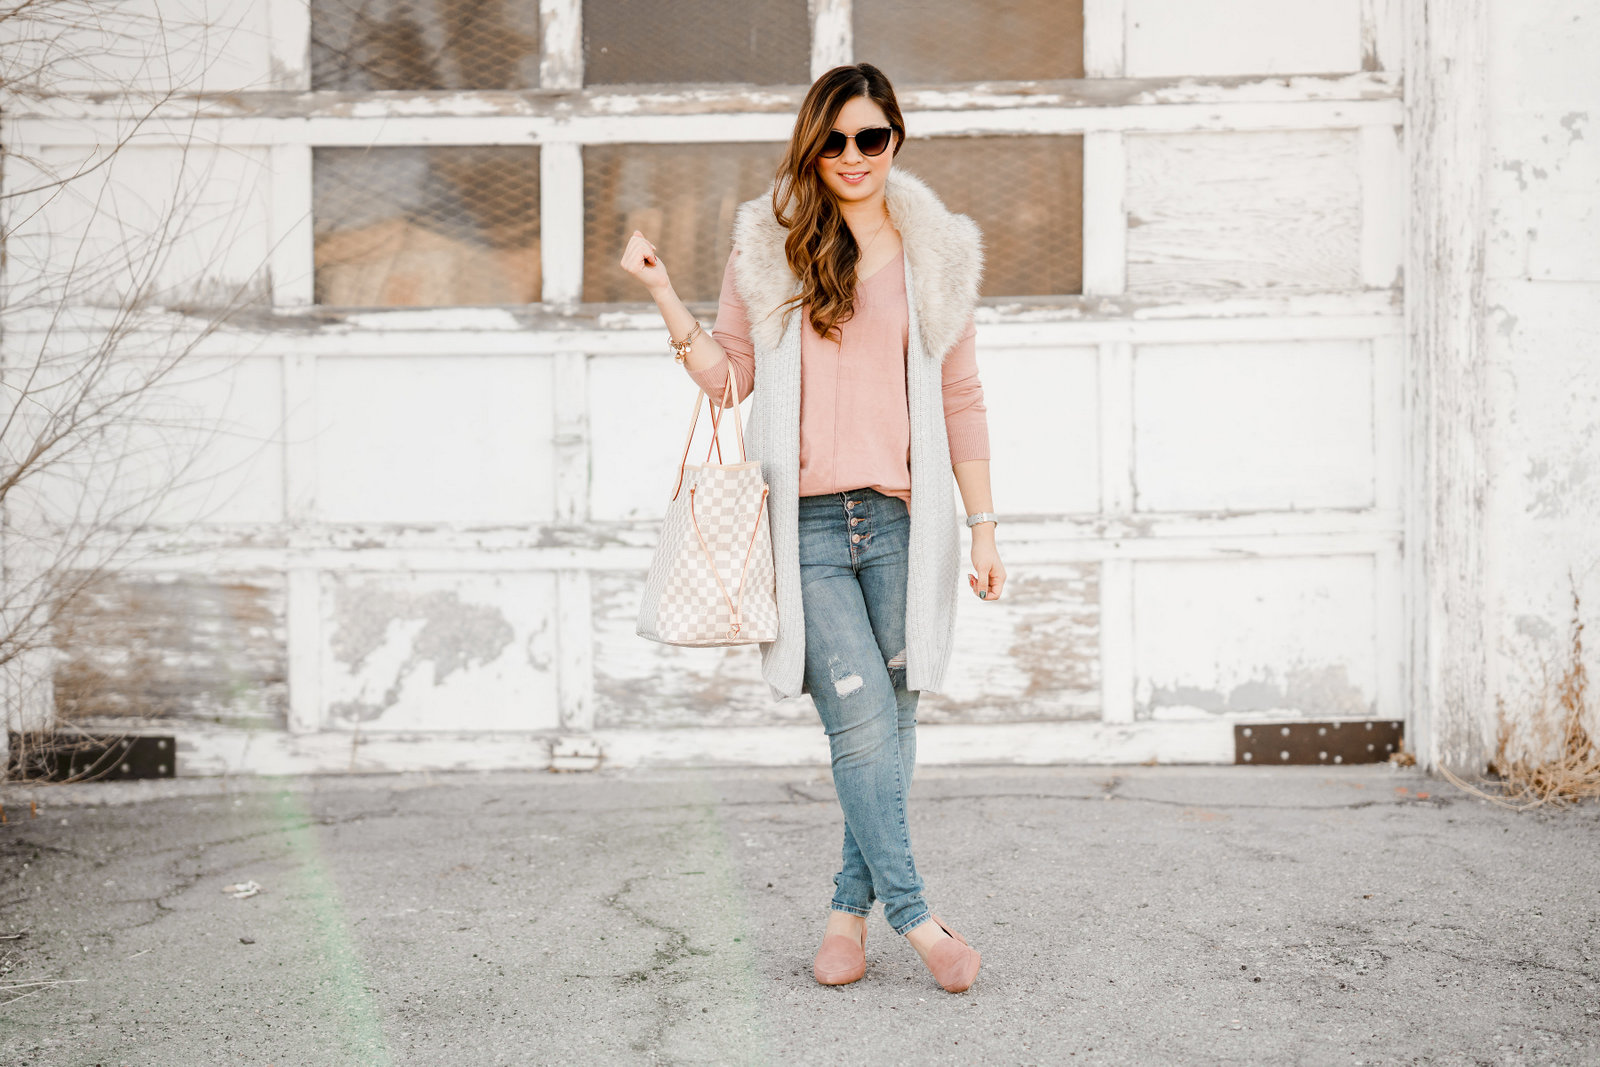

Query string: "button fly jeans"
[798, 488, 930, 936]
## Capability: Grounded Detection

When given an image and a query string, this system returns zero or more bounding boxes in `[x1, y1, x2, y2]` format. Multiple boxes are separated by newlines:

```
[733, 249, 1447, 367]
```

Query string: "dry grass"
[1440, 580, 1600, 810]
[4, 726, 145, 785]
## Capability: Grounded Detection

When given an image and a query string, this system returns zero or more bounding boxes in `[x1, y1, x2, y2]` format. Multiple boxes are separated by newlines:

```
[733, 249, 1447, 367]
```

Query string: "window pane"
[583, 0, 810, 86]
[311, 0, 540, 90]
[893, 136, 1082, 297]
[583, 143, 784, 303]
[854, 0, 1084, 83]
[314, 147, 541, 307]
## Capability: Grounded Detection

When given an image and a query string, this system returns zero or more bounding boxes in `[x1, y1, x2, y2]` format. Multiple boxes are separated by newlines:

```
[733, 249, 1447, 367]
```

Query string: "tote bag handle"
[670, 371, 747, 501]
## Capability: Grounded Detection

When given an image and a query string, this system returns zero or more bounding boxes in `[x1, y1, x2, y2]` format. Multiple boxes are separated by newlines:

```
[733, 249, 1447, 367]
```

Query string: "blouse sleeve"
[684, 248, 757, 409]
[941, 314, 990, 464]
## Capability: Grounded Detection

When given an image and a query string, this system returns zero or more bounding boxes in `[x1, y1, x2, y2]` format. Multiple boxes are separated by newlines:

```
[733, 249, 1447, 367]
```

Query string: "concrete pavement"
[1, 764, 1597, 1066]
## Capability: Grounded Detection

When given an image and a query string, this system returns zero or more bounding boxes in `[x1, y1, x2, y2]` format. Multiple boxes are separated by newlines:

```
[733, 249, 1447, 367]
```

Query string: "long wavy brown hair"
[772, 64, 906, 343]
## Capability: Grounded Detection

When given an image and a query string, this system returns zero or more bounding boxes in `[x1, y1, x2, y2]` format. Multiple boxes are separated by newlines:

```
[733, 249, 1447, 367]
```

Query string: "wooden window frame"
[8, 0, 1406, 316]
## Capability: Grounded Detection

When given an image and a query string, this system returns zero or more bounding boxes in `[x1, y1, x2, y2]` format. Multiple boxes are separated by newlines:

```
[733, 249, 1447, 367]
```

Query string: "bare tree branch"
[2, 0, 285, 776]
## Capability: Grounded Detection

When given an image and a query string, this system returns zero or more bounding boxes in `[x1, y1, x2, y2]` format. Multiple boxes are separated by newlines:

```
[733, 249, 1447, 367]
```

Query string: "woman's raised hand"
[620, 230, 672, 294]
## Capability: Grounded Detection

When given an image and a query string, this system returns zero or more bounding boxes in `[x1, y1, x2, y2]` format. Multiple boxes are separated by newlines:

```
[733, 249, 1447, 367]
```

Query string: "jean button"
[851, 533, 861, 543]
[845, 500, 856, 510]
[849, 516, 861, 526]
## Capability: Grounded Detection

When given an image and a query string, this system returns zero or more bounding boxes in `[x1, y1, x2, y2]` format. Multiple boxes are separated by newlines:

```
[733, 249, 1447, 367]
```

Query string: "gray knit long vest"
[727, 169, 984, 701]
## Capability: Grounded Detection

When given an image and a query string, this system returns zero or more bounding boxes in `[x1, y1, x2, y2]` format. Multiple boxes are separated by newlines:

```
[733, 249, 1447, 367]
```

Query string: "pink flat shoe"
[813, 921, 868, 986]
[920, 914, 980, 993]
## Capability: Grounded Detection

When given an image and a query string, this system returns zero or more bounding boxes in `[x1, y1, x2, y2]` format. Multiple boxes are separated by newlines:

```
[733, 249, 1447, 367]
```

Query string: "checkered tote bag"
[636, 375, 778, 646]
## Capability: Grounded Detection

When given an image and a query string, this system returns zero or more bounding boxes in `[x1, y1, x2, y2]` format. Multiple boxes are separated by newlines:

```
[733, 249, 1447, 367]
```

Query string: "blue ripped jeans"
[798, 488, 930, 936]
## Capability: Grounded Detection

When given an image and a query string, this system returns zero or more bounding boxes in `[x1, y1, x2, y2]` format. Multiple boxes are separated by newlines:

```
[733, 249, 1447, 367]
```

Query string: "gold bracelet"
[669, 321, 703, 364]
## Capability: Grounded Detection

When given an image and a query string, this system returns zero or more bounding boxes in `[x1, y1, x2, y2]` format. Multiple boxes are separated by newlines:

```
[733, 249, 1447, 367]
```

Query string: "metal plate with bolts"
[1234, 721, 1404, 765]
[6, 732, 177, 781]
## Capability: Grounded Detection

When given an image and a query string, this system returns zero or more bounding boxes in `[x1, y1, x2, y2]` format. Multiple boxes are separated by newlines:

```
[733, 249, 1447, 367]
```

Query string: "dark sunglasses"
[819, 126, 896, 159]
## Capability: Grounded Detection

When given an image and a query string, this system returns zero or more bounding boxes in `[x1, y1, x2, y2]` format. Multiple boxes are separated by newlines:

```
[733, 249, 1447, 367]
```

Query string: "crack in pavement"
[782, 782, 828, 804]
[109, 804, 404, 861]
[0, 838, 84, 858]
[1412, 942, 1600, 984]
[585, 872, 712, 1062]
[2, 805, 400, 942]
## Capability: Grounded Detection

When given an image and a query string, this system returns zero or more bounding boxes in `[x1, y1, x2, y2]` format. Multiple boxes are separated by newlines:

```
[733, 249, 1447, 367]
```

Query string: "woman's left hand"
[968, 536, 1006, 602]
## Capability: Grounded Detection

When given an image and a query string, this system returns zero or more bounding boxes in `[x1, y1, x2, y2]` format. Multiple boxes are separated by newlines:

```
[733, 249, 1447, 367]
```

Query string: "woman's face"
[813, 95, 895, 206]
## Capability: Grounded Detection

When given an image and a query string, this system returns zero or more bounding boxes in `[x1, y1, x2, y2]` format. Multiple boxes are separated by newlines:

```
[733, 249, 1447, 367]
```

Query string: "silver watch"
[965, 511, 998, 528]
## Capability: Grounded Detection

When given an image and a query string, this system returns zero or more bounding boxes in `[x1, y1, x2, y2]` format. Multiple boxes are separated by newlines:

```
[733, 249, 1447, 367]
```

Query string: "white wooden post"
[1084, 0, 1130, 727]
[268, 145, 315, 308]
[540, 0, 584, 90]
[1098, 342, 1135, 724]
[1082, 0, 1126, 79]
[283, 348, 321, 735]
[267, 0, 312, 91]
[553, 349, 595, 742]
[1360, 123, 1405, 290]
[1361, 0, 1405, 73]
[1403, 0, 1491, 772]
[541, 142, 584, 306]
[811, 0, 852, 77]
[1082, 131, 1126, 298]
[269, 0, 320, 737]
[544, 0, 592, 759]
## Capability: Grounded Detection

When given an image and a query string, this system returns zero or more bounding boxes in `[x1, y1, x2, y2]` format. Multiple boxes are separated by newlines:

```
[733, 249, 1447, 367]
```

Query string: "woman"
[619, 63, 1006, 995]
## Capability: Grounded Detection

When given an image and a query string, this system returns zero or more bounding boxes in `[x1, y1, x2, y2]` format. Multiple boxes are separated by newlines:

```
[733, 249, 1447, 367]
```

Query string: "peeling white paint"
[12, 0, 1599, 779]
[320, 574, 559, 733]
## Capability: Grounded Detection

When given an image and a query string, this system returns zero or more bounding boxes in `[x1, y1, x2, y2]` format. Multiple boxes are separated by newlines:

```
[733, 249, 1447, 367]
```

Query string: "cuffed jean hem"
[829, 901, 872, 918]
[890, 909, 932, 937]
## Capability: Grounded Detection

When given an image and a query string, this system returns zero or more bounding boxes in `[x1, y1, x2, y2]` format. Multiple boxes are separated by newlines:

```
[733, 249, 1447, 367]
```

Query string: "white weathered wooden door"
[3, 0, 1409, 773]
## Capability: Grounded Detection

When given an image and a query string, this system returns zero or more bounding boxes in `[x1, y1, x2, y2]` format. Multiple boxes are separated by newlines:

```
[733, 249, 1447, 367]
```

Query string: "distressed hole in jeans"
[834, 674, 865, 697]
[886, 648, 907, 671]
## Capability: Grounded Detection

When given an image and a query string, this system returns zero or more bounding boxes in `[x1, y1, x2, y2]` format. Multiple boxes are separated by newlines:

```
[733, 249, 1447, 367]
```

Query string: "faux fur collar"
[728, 168, 983, 362]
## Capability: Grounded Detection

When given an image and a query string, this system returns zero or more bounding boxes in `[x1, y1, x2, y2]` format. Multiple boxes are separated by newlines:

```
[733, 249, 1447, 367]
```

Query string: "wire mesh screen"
[854, 0, 1084, 83]
[310, 0, 541, 90]
[894, 136, 1083, 296]
[583, 142, 785, 303]
[583, 0, 810, 86]
[314, 147, 541, 306]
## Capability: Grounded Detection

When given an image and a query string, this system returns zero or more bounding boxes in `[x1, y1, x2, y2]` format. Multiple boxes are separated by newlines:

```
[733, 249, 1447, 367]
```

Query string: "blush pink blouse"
[686, 246, 990, 503]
